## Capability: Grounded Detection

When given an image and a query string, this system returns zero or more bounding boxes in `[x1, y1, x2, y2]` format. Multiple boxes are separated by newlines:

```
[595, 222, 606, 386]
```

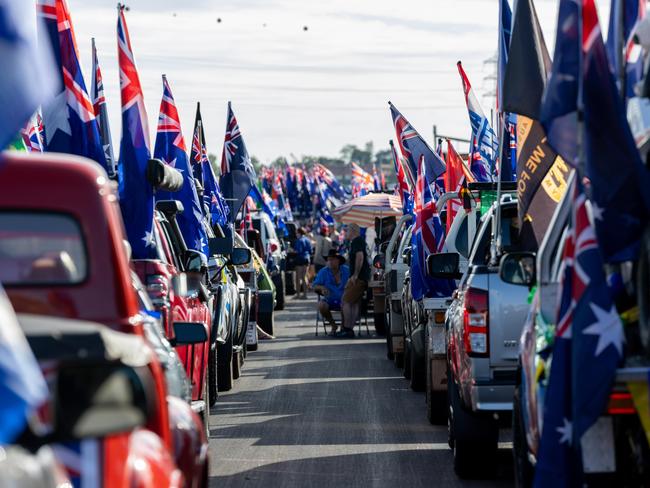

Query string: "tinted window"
[455, 215, 469, 258]
[0, 212, 87, 285]
[470, 206, 521, 266]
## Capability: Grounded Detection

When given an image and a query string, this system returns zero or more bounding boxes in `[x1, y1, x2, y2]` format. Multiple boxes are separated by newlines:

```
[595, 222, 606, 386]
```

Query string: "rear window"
[0, 212, 87, 285]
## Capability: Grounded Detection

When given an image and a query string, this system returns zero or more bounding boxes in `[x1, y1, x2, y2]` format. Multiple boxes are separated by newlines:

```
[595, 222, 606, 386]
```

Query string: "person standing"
[312, 249, 349, 335]
[292, 227, 312, 299]
[312, 224, 333, 273]
[339, 223, 370, 337]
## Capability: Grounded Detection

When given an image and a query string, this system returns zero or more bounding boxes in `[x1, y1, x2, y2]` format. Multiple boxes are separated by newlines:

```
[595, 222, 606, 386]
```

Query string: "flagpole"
[490, 111, 505, 266]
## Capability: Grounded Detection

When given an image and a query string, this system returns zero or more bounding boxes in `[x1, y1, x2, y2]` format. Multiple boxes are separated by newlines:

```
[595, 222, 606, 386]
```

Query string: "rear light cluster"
[269, 241, 279, 253]
[463, 287, 489, 356]
[606, 391, 636, 415]
[147, 274, 170, 309]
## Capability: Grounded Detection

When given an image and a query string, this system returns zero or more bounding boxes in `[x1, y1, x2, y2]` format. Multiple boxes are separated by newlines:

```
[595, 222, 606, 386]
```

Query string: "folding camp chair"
[315, 292, 342, 336]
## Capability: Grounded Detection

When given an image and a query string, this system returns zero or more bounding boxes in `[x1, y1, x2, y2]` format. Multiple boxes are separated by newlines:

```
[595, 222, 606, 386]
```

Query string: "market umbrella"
[331, 193, 402, 228]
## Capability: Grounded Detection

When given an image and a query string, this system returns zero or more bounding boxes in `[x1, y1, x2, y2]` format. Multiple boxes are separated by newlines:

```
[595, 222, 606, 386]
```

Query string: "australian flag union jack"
[20, 116, 44, 152]
[457, 61, 497, 181]
[37, 0, 108, 172]
[410, 154, 455, 301]
[389, 102, 445, 183]
[220, 102, 256, 221]
[154, 75, 208, 255]
[117, 4, 154, 259]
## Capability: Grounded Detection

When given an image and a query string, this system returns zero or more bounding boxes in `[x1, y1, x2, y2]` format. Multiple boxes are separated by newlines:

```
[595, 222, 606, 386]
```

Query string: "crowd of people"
[287, 221, 371, 338]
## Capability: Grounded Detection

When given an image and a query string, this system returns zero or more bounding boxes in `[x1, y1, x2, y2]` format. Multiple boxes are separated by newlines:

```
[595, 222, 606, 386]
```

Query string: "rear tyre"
[449, 375, 498, 478]
[217, 334, 234, 392]
[208, 347, 218, 407]
[426, 355, 446, 424]
[409, 345, 425, 392]
[373, 310, 387, 336]
[273, 272, 285, 311]
[513, 383, 534, 488]
[386, 323, 394, 360]
[202, 367, 210, 437]
[402, 340, 412, 380]
[232, 349, 241, 380]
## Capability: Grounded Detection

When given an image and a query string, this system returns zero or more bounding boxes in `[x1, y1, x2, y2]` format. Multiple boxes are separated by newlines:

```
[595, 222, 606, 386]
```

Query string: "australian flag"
[535, 177, 624, 485]
[540, 0, 579, 166]
[190, 105, 229, 227]
[91, 37, 116, 178]
[457, 61, 498, 181]
[389, 102, 445, 183]
[20, 116, 44, 152]
[220, 102, 256, 221]
[390, 139, 413, 215]
[38, 0, 108, 172]
[154, 75, 208, 255]
[410, 154, 455, 301]
[117, 4, 155, 259]
[582, 0, 650, 262]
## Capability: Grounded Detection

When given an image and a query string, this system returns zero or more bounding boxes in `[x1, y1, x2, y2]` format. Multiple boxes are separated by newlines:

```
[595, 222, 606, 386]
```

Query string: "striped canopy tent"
[331, 193, 402, 228]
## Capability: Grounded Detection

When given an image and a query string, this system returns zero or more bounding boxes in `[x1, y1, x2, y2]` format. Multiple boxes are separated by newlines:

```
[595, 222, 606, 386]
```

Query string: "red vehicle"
[132, 202, 212, 420]
[0, 152, 208, 487]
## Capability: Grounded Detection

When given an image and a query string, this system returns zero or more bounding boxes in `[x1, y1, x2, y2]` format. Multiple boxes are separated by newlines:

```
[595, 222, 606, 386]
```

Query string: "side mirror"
[208, 236, 233, 256]
[229, 247, 252, 266]
[55, 362, 152, 440]
[402, 247, 412, 266]
[171, 322, 208, 346]
[499, 252, 536, 287]
[183, 249, 206, 273]
[427, 252, 461, 279]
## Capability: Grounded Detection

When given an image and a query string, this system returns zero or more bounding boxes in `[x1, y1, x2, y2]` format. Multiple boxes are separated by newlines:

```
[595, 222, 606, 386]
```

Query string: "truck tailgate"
[488, 274, 530, 368]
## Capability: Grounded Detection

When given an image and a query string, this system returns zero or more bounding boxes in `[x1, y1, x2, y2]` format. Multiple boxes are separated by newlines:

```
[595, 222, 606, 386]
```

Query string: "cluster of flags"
[7, 0, 258, 262]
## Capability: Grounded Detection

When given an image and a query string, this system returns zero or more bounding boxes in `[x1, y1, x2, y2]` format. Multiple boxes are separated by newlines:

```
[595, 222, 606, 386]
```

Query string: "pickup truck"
[509, 175, 650, 486]
[0, 152, 209, 486]
[384, 215, 413, 365]
[429, 195, 529, 477]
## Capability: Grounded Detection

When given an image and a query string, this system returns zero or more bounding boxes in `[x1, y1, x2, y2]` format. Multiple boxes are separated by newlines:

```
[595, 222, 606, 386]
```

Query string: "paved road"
[208, 296, 513, 487]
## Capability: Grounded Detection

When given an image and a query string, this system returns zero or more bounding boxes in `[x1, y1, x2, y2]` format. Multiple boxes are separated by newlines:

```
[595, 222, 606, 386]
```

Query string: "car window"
[469, 205, 521, 266]
[454, 214, 469, 258]
[0, 212, 87, 285]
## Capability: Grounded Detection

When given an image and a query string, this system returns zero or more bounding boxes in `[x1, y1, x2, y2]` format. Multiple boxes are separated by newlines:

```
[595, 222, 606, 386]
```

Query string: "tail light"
[606, 391, 636, 415]
[269, 242, 279, 253]
[462, 287, 489, 356]
[146, 274, 170, 309]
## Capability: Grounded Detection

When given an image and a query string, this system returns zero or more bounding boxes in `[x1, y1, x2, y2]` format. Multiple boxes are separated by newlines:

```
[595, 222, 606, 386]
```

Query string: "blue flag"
[91, 38, 116, 178]
[540, 0, 580, 166]
[189, 104, 229, 227]
[390, 102, 446, 182]
[0, 288, 48, 444]
[220, 102, 256, 221]
[117, 6, 155, 259]
[583, 0, 650, 262]
[38, 0, 108, 172]
[154, 75, 208, 255]
[1, 1, 56, 151]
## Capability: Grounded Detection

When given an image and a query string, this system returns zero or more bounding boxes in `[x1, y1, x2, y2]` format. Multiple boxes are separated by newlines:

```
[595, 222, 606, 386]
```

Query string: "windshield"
[0, 212, 87, 285]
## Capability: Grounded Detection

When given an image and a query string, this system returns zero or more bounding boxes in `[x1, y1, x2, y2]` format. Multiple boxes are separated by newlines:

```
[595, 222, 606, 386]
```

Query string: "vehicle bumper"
[467, 381, 515, 411]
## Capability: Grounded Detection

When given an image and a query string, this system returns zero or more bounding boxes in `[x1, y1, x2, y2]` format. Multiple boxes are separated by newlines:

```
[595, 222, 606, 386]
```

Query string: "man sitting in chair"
[312, 249, 349, 336]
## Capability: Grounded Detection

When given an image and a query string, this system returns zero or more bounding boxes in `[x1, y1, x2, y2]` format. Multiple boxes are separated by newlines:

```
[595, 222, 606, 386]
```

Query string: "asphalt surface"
[208, 295, 514, 487]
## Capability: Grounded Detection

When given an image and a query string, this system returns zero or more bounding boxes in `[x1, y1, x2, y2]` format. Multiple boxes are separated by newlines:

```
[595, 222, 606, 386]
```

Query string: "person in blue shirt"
[292, 227, 312, 299]
[312, 249, 350, 335]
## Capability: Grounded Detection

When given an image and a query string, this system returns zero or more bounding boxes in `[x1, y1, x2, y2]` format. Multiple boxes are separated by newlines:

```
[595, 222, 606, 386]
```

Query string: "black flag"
[503, 0, 552, 119]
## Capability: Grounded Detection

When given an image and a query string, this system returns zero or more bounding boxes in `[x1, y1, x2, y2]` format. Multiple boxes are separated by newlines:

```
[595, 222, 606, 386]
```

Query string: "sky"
[66, 0, 611, 164]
